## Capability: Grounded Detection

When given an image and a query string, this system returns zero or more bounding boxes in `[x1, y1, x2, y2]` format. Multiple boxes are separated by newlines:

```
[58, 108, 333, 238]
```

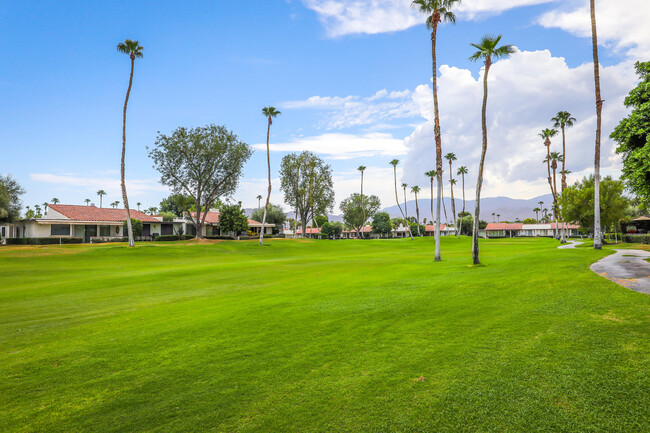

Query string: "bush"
[154, 235, 195, 242]
[205, 235, 235, 240]
[622, 234, 650, 244]
[6, 237, 83, 245]
[91, 237, 129, 243]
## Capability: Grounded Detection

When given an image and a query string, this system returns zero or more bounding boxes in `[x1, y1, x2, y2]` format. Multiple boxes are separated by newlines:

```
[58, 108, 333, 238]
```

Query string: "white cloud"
[537, 0, 650, 58]
[401, 49, 636, 199]
[333, 166, 404, 209]
[29, 173, 170, 200]
[300, 0, 555, 37]
[253, 132, 408, 159]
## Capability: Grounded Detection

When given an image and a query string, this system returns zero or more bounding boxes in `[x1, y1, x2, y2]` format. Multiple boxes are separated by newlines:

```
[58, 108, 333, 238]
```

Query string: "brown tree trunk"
[360, 171, 365, 239]
[431, 14, 443, 261]
[449, 161, 457, 236]
[415, 192, 421, 237]
[260, 117, 272, 246]
[472, 59, 491, 265]
[395, 166, 413, 240]
[591, 0, 603, 250]
[458, 173, 465, 238]
[122, 55, 135, 247]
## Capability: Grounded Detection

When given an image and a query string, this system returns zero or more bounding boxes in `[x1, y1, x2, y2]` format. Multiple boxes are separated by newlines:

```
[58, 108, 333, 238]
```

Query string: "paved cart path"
[589, 249, 650, 294]
[558, 240, 583, 249]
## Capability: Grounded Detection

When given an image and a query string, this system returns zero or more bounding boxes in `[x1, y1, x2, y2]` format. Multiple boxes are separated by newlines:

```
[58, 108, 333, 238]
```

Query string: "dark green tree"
[123, 218, 143, 237]
[159, 194, 195, 217]
[612, 61, 650, 210]
[340, 193, 381, 238]
[0, 175, 25, 222]
[217, 202, 249, 235]
[372, 212, 392, 237]
[250, 203, 287, 233]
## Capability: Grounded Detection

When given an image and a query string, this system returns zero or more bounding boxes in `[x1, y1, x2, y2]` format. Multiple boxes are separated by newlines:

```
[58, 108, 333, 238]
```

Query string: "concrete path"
[558, 240, 583, 249]
[590, 249, 650, 294]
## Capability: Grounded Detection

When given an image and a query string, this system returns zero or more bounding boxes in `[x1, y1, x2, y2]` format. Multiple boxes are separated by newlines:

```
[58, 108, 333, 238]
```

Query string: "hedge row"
[5, 237, 83, 245]
[154, 235, 195, 241]
[91, 237, 129, 243]
[622, 234, 650, 244]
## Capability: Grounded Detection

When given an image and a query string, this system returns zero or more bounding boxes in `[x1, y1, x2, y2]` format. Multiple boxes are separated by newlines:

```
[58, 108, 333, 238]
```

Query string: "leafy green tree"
[159, 212, 176, 222]
[332, 222, 344, 239]
[314, 214, 328, 227]
[148, 124, 252, 238]
[522, 218, 537, 224]
[612, 61, 650, 210]
[279, 151, 335, 238]
[117, 38, 144, 248]
[457, 211, 473, 235]
[559, 176, 628, 235]
[391, 217, 407, 229]
[260, 106, 281, 246]
[159, 194, 195, 217]
[320, 221, 333, 239]
[123, 218, 143, 238]
[217, 202, 249, 235]
[340, 193, 380, 238]
[372, 212, 392, 237]
[412, 0, 461, 261]
[250, 203, 287, 233]
[469, 34, 514, 264]
[0, 174, 25, 222]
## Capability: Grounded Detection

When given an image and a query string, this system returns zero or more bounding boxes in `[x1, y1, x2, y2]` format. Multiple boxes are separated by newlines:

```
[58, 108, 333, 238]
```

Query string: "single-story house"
[485, 222, 581, 238]
[484, 223, 523, 238]
[424, 224, 456, 236]
[6, 204, 176, 242]
[184, 210, 273, 237]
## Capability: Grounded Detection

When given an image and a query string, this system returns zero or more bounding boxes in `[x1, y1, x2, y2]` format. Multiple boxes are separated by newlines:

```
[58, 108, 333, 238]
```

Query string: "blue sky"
[1, 0, 648, 214]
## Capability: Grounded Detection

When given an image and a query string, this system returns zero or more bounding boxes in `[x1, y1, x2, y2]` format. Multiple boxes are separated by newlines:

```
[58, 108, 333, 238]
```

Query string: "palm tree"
[257, 195, 262, 209]
[425, 169, 436, 231]
[402, 183, 409, 225]
[411, 185, 422, 236]
[97, 190, 106, 208]
[533, 207, 541, 222]
[497, 214, 501, 223]
[440, 168, 448, 224]
[137, 202, 141, 211]
[260, 106, 281, 246]
[457, 166, 468, 237]
[551, 111, 576, 192]
[117, 39, 143, 248]
[548, 151, 563, 238]
[148, 206, 158, 215]
[412, 0, 460, 261]
[540, 128, 558, 202]
[84, 199, 91, 206]
[469, 35, 514, 264]
[51, 198, 59, 204]
[444, 152, 458, 235]
[392, 160, 413, 240]
[590, 0, 603, 250]
[42, 202, 48, 215]
[358, 165, 367, 238]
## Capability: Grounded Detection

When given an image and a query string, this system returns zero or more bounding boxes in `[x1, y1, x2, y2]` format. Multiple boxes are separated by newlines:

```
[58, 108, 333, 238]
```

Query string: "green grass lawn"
[1, 237, 648, 432]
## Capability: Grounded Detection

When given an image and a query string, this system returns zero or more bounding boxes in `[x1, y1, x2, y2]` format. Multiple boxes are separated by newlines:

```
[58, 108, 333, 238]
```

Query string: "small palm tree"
[551, 111, 576, 192]
[391, 160, 413, 240]
[469, 34, 514, 264]
[117, 38, 144, 248]
[425, 169, 436, 229]
[148, 206, 158, 215]
[260, 106, 281, 246]
[497, 213, 501, 223]
[533, 207, 541, 223]
[411, 185, 422, 236]
[137, 202, 141, 211]
[51, 198, 60, 204]
[412, 0, 461, 261]
[42, 202, 48, 215]
[84, 199, 91, 206]
[97, 190, 106, 208]
[457, 166, 468, 237]
[492, 212, 496, 222]
[445, 153, 458, 234]
[257, 195, 262, 209]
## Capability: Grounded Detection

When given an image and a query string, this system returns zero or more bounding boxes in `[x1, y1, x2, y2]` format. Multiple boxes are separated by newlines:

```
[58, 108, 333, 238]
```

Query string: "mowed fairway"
[1, 237, 648, 432]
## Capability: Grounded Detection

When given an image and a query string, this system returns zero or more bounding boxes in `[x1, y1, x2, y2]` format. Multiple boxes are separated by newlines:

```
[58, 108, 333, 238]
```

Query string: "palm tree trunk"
[395, 167, 413, 240]
[260, 118, 272, 246]
[560, 123, 567, 243]
[553, 166, 559, 239]
[431, 16, 442, 261]
[449, 163, 457, 236]
[472, 60, 491, 265]
[360, 172, 365, 239]
[121, 56, 135, 248]
[415, 193, 421, 237]
[403, 187, 408, 225]
[441, 180, 448, 224]
[458, 173, 465, 238]
[430, 178, 434, 237]
[590, 0, 603, 250]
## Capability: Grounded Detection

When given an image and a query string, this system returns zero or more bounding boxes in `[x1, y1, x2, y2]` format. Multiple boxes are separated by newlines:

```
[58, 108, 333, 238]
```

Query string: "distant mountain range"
[246, 193, 554, 224]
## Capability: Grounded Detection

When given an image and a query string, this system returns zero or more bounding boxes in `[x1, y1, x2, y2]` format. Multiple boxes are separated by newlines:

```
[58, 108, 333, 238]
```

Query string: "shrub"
[205, 235, 235, 240]
[6, 237, 83, 245]
[91, 237, 129, 243]
[622, 234, 650, 244]
[154, 235, 194, 242]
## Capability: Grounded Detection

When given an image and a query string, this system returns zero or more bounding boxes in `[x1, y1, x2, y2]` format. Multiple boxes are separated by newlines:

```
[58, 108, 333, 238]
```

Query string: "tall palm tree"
[533, 207, 541, 223]
[540, 128, 558, 202]
[84, 199, 91, 206]
[51, 198, 59, 204]
[440, 168, 448, 224]
[97, 190, 106, 208]
[117, 39, 143, 248]
[402, 183, 409, 225]
[551, 111, 576, 191]
[469, 35, 513, 264]
[425, 169, 436, 230]
[548, 151, 563, 238]
[42, 202, 48, 215]
[457, 166, 468, 237]
[590, 0, 603, 250]
[444, 153, 458, 235]
[497, 213, 500, 223]
[137, 202, 141, 211]
[392, 160, 413, 240]
[257, 195, 262, 209]
[260, 106, 281, 246]
[411, 185, 422, 236]
[412, 0, 460, 261]
[492, 212, 496, 222]
[358, 165, 367, 238]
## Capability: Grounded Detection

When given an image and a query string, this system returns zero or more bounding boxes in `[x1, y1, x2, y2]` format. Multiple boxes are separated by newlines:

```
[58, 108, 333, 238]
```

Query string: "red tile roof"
[304, 227, 321, 234]
[485, 223, 523, 231]
[549, 222, 580, 229]
[48, 204, 159, 222]
[424, 224, 447, 232]
[189, 211, 263, 226]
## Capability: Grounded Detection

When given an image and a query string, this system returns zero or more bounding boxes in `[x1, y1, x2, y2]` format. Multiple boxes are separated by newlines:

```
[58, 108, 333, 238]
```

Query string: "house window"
[51, 224, 71, 236]
[100, 226, 111, 236]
